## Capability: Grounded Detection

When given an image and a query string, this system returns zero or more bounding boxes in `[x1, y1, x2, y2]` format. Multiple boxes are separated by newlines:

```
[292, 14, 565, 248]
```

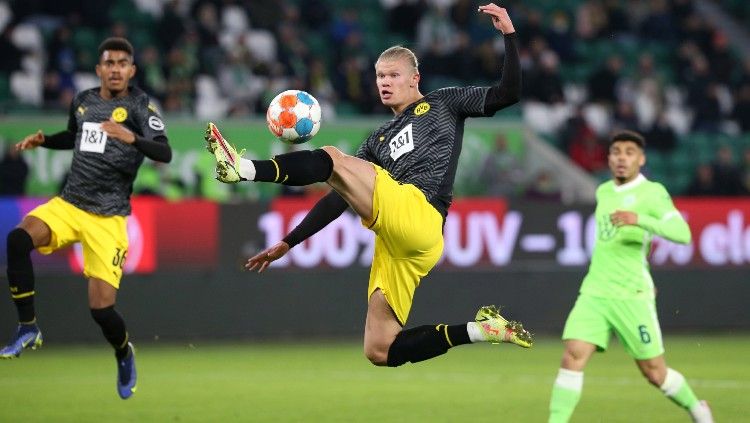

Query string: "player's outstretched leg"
[0, 322, 42, 359]
[385, 305, 532, 367]
[116, 342, 137, 399]
[474, 305, 533, 348]
[205, 122, 333, 185]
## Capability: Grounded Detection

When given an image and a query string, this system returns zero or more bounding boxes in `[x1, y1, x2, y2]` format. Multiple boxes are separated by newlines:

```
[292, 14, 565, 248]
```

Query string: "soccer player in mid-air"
[205, 3, 532, 367]
[1, 37, 172, 399]
[548, 131, 713, 422]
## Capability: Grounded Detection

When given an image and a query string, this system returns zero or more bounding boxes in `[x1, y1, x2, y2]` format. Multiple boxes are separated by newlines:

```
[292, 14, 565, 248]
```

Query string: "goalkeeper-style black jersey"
[59, 86, 169, 216]
[355, 86, 492, 218]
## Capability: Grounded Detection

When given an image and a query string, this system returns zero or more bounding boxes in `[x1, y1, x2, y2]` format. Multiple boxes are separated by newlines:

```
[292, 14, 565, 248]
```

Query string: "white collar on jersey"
[613, 173, 646, 192]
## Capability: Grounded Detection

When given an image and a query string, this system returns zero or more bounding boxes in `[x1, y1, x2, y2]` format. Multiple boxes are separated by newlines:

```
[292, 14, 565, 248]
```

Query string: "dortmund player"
[206, 4, 532, 367]
[1, 37, 171, 400]
[548, 131, 713, 422]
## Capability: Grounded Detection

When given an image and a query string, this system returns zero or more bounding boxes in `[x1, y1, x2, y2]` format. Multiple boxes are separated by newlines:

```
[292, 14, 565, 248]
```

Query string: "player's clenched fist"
[16, 130, 44, 151]
[478, 3, 515, 34]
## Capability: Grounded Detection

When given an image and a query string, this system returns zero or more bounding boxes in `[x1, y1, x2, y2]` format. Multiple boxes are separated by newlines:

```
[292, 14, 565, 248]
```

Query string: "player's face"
[96, 50, 136, 97]
[375, 58, 419, 112]
[608, 141, 645, 184]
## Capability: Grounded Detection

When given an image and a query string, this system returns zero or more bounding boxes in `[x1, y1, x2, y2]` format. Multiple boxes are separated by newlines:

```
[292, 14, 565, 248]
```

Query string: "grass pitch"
[0, 335, 747, 422]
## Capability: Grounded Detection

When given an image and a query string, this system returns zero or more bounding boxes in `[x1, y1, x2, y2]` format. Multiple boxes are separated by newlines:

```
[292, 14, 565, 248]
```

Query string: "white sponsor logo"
[148, 116, 164, 131]
[389, 123, 414, 161]
[79, 122, 107, 153]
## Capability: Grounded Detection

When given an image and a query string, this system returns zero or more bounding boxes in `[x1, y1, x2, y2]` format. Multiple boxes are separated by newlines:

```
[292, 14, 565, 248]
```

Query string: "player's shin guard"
[6, 228, 36, 323]
[386, 324, 470, 367]
[252, 149, 333, 185]
[660, 368, 700, 411]
[549, 369, 583, 423]
[91, 306, 130, 360]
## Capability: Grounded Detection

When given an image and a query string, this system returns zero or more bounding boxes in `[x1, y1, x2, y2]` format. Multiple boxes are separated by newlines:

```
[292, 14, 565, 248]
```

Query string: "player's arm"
[281, 143, 376, 246]
[102, 104, 172, 162]
[246, 191, 349, 273]
[17, 101, 78, 150]
[246, 142, 373, 273]
[480, 4, 520, 114]
[283, 191, 349, 247]
[138, 107, 172, 163]
[131, 135, 171, 162]
[611, 185, 691, 244]
[639, 185, 691, 244]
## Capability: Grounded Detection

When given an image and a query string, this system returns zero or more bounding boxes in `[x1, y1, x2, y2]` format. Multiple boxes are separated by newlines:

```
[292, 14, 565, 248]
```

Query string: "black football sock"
[7, 228, 36, 323]
[386, 324, 471, 367]
[252, 149, 333, 185]
[91, 306, 130, 360]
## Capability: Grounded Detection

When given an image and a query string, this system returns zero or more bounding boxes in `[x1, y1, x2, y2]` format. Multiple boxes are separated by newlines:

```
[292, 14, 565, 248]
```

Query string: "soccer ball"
[266, 90, 322, 144]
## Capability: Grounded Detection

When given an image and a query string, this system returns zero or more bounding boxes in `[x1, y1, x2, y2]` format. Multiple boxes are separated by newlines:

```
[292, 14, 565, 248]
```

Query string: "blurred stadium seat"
[0, 0, 747, 197]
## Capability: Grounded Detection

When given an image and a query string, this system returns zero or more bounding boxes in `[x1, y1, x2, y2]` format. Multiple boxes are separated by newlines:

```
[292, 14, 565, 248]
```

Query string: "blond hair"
[376, 46, 419, 72]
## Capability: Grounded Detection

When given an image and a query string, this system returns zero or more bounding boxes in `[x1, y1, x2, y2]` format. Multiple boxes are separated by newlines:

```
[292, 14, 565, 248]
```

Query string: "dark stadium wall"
[2, 197, 750, 343]
[2, 268, 747, 344]
[4, 197, 750, 273]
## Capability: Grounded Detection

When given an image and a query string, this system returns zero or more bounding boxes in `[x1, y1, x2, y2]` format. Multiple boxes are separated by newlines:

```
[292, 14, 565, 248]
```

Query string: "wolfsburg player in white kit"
[548, 130, 713, 422]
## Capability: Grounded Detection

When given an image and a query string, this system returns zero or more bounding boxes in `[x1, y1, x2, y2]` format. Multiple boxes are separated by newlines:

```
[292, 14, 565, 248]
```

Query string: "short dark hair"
[609, 130, 645, 149]
[98, 37, 134, 58]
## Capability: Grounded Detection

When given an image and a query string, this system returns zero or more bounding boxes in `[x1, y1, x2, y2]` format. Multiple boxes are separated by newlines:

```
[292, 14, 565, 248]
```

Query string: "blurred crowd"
[0, 0, 749, 198]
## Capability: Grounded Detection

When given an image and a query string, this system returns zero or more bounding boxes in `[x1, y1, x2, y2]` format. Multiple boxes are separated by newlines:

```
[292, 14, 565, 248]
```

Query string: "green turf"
[0, 335, 747, 422]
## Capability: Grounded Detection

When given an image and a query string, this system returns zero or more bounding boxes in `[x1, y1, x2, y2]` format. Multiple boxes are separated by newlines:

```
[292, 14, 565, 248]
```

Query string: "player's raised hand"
[102, 118, 136, 144]
[245, 241, 291, 273]
[15, 130, 44, 151]
[478, 3, 515, 35]
[610, 210, 638, 227]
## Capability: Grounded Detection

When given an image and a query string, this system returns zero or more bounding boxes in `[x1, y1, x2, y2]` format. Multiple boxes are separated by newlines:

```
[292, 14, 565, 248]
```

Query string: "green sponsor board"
[0, 117, 523, 200]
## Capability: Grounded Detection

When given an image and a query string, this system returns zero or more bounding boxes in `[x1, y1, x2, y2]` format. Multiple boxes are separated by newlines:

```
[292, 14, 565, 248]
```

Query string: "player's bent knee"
[322, 145, 354, 166]
[364, 344, 389, 366]
[320, 145, 343, 158]
[561, 348, 587, 369]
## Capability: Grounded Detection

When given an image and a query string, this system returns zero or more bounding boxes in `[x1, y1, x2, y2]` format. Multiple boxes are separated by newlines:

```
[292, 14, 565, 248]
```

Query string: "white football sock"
[554, 368, 584, 392]
[239, 158, 256, 181]
[659, 368, 685, 396]
[467, 322, 484, 343]
[689, 401, 714, 423]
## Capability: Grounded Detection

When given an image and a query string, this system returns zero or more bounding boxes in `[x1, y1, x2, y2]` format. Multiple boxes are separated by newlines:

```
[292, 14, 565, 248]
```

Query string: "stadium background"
[0, 1, 748, 422]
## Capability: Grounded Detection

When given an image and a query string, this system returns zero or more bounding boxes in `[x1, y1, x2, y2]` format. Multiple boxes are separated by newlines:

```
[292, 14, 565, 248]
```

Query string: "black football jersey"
[60, 86, 168, 216]
[355, 86, 492, 217]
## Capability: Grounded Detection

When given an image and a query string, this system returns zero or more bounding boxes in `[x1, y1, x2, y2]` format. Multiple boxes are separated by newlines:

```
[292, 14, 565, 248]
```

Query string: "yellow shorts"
[28, 196, 128, 288]
[363, 166, 444, 325]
